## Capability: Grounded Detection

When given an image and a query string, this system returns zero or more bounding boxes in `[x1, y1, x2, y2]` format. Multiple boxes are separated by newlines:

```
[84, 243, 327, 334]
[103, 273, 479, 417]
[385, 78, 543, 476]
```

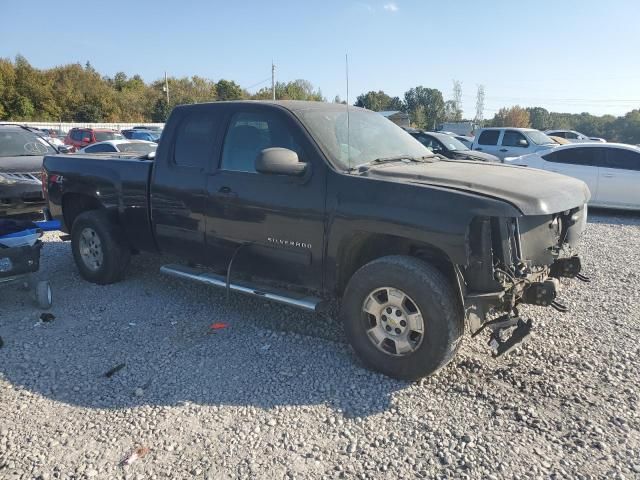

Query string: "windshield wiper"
[349, 155, 435, 173]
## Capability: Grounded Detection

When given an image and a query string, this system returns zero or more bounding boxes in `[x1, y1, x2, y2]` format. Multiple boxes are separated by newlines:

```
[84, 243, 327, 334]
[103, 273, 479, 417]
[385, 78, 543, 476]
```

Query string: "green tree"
[404, 86, 445, 130]
[215, 79, 244, 100]
[411, 105, 426, 129]
[355, 90, 394, 111]
[74, 103, 103, 122]
[151, 98, 171, 122]
[527, 107, 550, 130]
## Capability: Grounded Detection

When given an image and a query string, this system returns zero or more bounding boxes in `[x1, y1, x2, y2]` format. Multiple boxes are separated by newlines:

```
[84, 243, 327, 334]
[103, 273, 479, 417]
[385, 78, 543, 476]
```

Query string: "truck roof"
[173, 100, 364, 114]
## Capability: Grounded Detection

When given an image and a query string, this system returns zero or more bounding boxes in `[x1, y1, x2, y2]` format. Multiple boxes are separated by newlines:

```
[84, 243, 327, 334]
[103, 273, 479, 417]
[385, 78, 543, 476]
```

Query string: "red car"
[64, 128, 124, 151]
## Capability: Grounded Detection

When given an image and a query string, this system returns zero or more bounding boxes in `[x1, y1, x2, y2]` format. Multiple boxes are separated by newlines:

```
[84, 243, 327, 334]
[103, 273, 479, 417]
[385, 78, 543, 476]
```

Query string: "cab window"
[173, 111, 219, 168]
[502, 130, 528, 147]
[221, 111, 302, 173]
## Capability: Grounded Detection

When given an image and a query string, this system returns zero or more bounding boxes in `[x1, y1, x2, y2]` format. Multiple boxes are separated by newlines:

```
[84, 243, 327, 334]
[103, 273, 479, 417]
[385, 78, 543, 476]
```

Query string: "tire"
[341, 255, 463, 381]
[35, 280, 52, 309]
[71, 210, 131, 285]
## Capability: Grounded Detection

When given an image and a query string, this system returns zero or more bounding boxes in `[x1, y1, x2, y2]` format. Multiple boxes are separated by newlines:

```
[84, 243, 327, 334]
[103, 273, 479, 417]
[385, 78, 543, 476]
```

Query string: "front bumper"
[462, 204, 588, 332]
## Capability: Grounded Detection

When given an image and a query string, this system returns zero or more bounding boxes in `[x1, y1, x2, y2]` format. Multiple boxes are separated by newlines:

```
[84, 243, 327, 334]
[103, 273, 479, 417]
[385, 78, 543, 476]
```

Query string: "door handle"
[218, 186, 237, 198]
[499, 148, 508, 152]
[475, 147, 483, 151]
[602, 173, 614, 178]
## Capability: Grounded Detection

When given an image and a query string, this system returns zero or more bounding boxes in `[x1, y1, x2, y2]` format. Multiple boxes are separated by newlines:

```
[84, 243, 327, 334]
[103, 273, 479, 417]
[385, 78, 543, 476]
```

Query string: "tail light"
[41, 169, 62, 200]
[41, 169, 47, 198]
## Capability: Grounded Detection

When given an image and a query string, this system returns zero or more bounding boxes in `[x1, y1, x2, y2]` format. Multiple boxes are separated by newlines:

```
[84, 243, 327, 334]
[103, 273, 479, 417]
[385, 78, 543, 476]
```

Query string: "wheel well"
[62, 193, 103, 231]
[336, 233, 458, 295]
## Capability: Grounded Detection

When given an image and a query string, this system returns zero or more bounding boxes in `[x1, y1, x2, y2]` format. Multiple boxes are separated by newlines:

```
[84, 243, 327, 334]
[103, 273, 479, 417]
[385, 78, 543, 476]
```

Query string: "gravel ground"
[0, 209, 638, 479]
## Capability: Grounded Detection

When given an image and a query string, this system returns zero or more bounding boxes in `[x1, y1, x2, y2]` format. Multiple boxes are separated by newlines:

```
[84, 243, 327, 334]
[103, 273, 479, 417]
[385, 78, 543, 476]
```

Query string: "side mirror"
[255, 148, 307, 176]
[518, 139, 529, 147]
[57, 145, 73, 154]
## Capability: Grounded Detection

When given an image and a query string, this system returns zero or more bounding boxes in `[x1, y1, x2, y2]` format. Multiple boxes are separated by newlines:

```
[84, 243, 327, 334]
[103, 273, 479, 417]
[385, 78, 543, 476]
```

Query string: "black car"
[44, 101, 590, 380]
[0, 125, 61, 216]
[407, 129, 500, 162]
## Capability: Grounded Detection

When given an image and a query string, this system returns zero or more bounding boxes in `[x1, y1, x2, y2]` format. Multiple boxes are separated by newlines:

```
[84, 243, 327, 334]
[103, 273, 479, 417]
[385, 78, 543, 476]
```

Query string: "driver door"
[205, 104, 327, 291]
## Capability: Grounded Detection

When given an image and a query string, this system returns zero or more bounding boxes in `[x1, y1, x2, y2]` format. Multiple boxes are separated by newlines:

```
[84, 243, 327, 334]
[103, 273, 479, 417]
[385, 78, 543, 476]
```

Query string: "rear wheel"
[71, 210, 131, 284]
[341, 255, 463, 380]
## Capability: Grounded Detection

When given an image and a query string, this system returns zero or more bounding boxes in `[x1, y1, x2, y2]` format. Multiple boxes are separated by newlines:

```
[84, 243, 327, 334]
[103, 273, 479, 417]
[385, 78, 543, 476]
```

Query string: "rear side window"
[543, 147, 603, 166]
[502, 130, 528, 147]
[85, 144, 114, 153]
[603, 148, 640, 171]
[549, 131, 564, 138]
[477, 130, 500, 145]
[173, 112, 218, 168]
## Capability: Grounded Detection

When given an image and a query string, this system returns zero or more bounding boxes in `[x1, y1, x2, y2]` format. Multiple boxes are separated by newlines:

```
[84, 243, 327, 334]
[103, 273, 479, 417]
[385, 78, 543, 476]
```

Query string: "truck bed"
[43, 154, 156, 252]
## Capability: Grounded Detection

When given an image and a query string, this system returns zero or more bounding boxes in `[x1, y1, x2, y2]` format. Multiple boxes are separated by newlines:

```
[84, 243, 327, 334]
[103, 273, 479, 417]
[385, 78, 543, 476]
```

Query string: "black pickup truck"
[43, 101, 590, 380]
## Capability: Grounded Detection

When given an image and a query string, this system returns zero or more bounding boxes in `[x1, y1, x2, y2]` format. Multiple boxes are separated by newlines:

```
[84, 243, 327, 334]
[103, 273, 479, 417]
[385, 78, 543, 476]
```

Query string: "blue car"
[121, 129, 161, 142]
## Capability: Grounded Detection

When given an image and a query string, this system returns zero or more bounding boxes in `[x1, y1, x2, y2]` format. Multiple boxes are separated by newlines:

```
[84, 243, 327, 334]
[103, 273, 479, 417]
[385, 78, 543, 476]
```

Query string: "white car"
[505, 143, 640, 210]
[472, 128, 557, 161]
[544, 129, 606, 143]
[78, 140, 157, 155]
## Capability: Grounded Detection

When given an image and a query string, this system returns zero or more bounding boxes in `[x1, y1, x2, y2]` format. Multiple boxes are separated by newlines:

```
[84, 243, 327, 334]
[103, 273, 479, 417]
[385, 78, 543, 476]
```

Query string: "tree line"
[1, 56, 639, 143]
[0, 56, 323, 123]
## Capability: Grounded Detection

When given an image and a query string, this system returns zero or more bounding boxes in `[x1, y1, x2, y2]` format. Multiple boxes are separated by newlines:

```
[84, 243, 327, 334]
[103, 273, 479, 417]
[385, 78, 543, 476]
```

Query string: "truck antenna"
[346, 53, 351, 170]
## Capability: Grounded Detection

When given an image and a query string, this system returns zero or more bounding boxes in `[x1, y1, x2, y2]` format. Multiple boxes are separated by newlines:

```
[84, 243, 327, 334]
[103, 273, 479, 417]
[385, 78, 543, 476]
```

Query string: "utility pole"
[271, 61, 276, 101]
[163, 71, 170, 105]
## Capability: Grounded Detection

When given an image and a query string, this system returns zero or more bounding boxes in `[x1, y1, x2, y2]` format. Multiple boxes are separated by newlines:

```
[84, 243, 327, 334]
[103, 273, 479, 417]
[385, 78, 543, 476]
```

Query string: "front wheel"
[341, 255, 463, 380]
[71, 210, 131, 285]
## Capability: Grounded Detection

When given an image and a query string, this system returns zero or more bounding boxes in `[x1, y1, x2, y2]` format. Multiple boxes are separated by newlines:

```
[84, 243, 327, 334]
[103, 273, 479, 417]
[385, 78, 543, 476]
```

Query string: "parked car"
[545, 129, 606, 143]
[133, 125, 163, 133]
[0, 124, 62, 216]
[505, 143, 640, 210]
[454, 135, 474, 148]
[78, 140, 157, 155]
[121, 129, 161, 142]
[64, 128, 124, 151]
[407, 130, 500, 162]
[43, 101, 590, 380]
[472, 128, 557, 161]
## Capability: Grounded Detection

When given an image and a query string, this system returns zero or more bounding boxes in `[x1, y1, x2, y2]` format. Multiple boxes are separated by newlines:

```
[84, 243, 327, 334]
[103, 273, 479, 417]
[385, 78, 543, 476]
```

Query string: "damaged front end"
[461, 205, 589, 357]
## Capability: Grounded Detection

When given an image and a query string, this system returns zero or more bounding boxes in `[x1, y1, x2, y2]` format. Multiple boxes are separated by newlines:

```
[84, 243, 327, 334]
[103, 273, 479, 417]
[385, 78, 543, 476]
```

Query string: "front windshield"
[95, 131, 124, 142]
[527, 130, 556, 145]
[438, 135, 469, 151]
[118, 143, 157, 154]
[0, 129, 57, 157]
[298, 108, 433, 170]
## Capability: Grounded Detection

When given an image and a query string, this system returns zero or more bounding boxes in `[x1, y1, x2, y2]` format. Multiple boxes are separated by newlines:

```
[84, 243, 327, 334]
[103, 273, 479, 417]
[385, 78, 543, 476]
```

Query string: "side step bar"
[160, 264, 323, 312]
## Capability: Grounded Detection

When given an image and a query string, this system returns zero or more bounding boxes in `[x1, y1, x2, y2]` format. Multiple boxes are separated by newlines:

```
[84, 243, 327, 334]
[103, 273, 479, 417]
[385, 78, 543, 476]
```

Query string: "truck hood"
[0, 155, 45, 174]
[362, 160, 591, 215]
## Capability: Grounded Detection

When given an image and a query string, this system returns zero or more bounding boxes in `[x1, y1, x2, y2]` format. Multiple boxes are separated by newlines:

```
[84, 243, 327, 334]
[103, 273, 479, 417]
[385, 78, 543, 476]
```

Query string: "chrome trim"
[1, 172, 41, 184]
[160, 264, 320, 312]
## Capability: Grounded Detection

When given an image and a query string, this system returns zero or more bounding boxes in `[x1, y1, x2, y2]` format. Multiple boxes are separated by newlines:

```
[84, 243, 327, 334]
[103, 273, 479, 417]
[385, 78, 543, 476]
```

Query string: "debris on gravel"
[0, 210, 638, 479]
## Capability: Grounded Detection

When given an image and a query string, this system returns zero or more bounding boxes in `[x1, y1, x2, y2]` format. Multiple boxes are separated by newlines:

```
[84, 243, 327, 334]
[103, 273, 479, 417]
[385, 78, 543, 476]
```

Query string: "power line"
[243, 77, 272, 91]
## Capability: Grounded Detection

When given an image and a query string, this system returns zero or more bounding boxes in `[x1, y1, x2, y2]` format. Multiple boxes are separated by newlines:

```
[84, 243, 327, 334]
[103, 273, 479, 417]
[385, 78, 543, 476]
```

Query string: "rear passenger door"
[540, 147, 601, 200]
[473, 130, 501, 157]
[596, 147, 640, 208]
[150, 105, 224, 264]
[205, 104, 327, 291]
